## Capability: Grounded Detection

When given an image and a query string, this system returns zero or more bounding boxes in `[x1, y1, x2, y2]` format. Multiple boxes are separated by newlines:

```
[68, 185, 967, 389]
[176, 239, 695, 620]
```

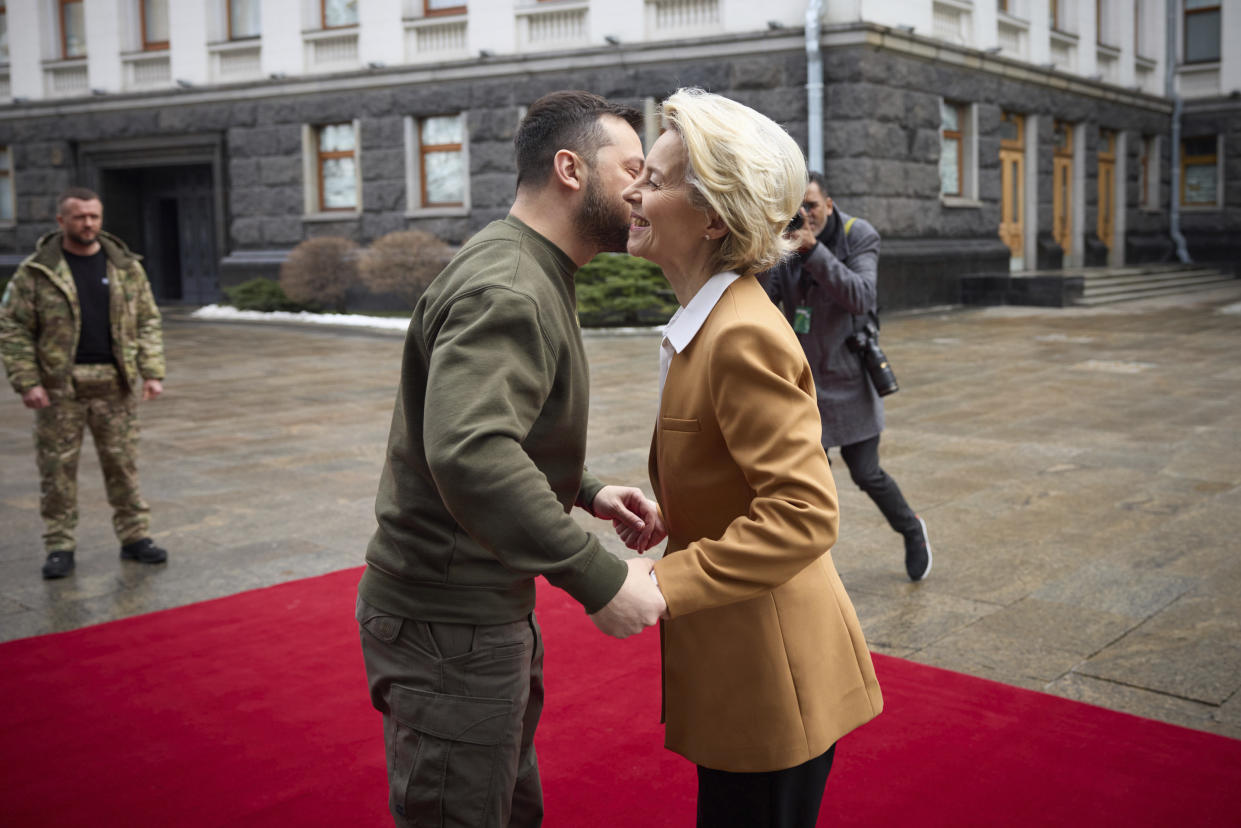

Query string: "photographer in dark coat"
[761, 172, 931, 581]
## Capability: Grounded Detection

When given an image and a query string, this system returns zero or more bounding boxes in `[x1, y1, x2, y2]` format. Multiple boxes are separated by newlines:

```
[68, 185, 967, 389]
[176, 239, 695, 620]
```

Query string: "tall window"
[322, 0, 358, 28]
[1183, 0, 1220, 63]
[60, 0, 86, 59]
[0, 5, 9, 65]
[316, 123, 358, 211]
[940, 101, 966, 197]
[1050, 0, 1061, 30]
[229, 0, 260, 39]
[141, 0, 169, 50]
[420, 114, 466, 207]
[1181, 135, 1219, 207]
[425, 0, 467, 16]
[0, 146, 12, 222]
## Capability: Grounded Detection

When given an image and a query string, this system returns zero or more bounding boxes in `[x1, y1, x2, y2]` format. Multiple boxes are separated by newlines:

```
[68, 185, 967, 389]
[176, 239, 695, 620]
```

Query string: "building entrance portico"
[77, 135, 226, 305]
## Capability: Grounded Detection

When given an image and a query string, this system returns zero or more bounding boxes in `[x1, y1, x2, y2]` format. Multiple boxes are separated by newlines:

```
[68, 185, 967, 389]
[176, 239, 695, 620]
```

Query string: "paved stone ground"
[2, 284, 1239, 740]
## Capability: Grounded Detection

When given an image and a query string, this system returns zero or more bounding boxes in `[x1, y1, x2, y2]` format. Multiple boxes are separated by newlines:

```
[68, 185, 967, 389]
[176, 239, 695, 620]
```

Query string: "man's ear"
[552, 149, 586, 192]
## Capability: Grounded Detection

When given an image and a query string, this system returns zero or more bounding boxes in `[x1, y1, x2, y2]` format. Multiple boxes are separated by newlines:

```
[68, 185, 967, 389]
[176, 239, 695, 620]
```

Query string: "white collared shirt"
[658, 271, 742, 408]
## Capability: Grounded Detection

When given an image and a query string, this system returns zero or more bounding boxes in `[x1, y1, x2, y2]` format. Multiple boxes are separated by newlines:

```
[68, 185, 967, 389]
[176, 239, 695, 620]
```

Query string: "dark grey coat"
[761, 209, 883, 448]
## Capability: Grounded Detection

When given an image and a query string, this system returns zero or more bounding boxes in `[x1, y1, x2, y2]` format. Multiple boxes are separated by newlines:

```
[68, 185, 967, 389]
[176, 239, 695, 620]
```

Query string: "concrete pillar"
[973, 0, 999, 52]
[261, 0, 304, 77]
[1075, 0, 1097, 77]
[592, 0, 653, 45]
[1028, 0, 1051, 65]
[85, 0, 123, 93]
[169, 0, 210, 86]
[8, 1, 46, 100]
[359, 0, 403, 67]
[1116, 0, 1136, 86]
[470, 0, 516, 56]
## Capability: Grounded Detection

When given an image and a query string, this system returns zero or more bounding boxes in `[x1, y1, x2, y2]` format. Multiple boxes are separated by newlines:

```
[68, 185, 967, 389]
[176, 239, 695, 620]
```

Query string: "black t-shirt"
[64, 249, 114, 365]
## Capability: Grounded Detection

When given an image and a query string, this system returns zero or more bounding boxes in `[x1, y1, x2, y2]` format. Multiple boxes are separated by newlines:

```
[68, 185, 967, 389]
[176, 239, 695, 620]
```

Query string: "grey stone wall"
[1, 29, 1218, 307]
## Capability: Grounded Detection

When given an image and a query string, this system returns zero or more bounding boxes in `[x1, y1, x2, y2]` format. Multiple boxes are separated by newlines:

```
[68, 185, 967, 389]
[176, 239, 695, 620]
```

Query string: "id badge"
[793, 306, 812, 334]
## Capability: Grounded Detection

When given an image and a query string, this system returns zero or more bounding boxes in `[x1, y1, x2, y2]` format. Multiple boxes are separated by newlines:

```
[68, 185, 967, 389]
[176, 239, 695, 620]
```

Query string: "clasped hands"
[588, 485, 669, 639]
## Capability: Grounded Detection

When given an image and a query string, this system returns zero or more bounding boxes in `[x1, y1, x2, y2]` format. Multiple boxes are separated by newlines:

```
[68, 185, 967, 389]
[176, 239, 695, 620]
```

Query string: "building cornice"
[0, 30, 805, 120]
[0, 22, 1173, 120]
[823, 22, 1172, 114]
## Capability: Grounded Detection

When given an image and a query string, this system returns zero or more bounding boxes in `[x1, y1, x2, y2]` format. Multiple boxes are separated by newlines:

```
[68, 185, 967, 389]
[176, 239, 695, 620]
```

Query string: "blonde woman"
[621, 88, 883, 827]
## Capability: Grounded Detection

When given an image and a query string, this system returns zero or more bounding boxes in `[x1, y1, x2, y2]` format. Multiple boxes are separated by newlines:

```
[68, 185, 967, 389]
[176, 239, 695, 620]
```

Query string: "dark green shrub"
[223, 278, 308, 313]
[576, 254, 677, 327]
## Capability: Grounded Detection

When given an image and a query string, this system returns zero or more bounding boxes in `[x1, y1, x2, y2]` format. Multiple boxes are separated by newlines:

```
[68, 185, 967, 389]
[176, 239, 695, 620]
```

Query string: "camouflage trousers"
[34, 363, 150, 553]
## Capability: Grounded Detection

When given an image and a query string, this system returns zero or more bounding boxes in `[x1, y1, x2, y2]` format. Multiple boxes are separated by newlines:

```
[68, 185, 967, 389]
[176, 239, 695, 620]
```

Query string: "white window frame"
[940, 99, 980, 207]
[404, 113, 471, 217]
[1179, 134, 1224, 211]
[302, 120, 363, 219]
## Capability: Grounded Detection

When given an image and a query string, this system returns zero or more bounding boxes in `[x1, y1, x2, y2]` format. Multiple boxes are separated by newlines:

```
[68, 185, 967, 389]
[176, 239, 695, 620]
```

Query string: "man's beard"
[577, 174, 630, 254]
[66, 230, 98, 248]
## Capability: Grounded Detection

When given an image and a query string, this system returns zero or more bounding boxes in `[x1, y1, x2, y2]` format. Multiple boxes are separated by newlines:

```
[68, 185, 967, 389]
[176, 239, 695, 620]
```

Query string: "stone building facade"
[0, 1, 1234, 311]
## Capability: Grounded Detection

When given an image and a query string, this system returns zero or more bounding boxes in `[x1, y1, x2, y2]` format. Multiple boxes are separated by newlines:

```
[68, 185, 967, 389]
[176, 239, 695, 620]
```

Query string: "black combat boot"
[120, 538, 168, 564]
[41, 549, 76, 579]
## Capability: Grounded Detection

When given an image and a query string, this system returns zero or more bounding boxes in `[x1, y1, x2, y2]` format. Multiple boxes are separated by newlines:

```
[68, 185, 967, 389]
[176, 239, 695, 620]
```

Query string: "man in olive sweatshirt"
[356, 91, 667, 828]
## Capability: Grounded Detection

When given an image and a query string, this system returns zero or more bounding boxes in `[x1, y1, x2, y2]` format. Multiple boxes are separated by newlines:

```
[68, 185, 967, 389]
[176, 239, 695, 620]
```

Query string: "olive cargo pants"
[357, 596, 545, 828]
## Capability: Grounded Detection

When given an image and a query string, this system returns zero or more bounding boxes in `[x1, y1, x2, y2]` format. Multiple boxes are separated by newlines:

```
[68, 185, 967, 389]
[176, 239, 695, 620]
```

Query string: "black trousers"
[835, 434, 918, 534]
[696, 745, 836, 828]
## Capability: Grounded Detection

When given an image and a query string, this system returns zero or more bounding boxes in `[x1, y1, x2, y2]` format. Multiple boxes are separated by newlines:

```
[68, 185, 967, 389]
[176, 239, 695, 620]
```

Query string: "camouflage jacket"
[0, 230, 164, 395]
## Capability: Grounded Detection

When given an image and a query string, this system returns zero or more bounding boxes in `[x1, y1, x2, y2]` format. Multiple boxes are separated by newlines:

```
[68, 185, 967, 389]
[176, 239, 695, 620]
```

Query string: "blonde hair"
[660, 88, 807, 278]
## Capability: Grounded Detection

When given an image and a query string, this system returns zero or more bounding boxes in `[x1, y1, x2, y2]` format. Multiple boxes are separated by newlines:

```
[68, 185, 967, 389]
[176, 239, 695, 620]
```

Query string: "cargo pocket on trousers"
[388, 683, 513, 827]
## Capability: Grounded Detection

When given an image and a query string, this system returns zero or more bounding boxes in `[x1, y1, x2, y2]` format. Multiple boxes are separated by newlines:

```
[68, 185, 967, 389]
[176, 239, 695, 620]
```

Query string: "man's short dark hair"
[57, 187, 102, 214]
[514, 91, 643, 191]
[807, 171, 829, 197]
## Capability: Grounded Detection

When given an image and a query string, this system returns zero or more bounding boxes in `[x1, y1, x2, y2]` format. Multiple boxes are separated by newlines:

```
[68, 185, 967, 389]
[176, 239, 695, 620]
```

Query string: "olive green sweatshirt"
[358, 216, 628, 623]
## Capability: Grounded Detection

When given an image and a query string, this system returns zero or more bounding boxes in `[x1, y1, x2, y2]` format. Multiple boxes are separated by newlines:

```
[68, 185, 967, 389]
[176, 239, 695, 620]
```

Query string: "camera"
[845, 322, 899, 396]
[784, 211, 804, 235]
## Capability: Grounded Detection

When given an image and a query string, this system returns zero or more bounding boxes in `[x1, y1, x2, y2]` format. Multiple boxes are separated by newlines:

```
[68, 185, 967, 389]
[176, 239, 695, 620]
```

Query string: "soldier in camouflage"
[0, 187, 169, 579]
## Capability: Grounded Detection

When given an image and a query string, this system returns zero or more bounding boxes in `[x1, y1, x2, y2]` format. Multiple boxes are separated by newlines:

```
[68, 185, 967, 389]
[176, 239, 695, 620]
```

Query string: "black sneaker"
[120, 538, 168, 564]
[903, 517, 932, 581]
[41, 549, 76, 579]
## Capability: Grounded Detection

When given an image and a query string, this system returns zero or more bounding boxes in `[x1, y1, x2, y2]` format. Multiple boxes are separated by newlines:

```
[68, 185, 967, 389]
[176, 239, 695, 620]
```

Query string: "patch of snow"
[191, 304, 410, 331]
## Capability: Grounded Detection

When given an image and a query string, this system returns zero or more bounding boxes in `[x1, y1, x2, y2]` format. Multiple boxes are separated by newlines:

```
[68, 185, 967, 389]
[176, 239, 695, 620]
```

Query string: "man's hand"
[21, 386, 50, 409]
[592, 485, 665, 553]
[142, 379, 163, 401]
[787, 223, 817, 254]
[589, 557, 668, 639]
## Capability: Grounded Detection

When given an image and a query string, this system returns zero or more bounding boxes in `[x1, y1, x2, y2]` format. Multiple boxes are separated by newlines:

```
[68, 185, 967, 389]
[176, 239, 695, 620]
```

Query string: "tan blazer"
[650, 275, 883, 773]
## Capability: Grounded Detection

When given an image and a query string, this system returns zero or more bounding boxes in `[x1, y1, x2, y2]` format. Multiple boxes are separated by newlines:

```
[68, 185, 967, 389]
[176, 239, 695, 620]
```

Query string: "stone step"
[1074, 278, 1236, 306]
[1081, 272, 1234, 297]
[1082, 267, 1222, 285]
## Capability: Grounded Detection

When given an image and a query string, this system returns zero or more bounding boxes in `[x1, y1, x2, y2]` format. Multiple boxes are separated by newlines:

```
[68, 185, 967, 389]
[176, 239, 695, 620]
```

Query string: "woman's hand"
[593, 485, 667, 553]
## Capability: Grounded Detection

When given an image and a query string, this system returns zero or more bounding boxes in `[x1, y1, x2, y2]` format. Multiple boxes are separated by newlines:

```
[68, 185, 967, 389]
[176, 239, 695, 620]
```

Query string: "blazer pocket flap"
[660, 416, 701, 433]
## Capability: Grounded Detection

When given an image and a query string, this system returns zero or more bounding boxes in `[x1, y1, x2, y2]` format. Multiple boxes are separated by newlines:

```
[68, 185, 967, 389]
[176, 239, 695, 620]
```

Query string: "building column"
[7, 2, 45, 100]
[261, 0, 304, 77]
[169, 1, 210, 87]
[85, 0, 123, 93]
[359, 0, 404, 68]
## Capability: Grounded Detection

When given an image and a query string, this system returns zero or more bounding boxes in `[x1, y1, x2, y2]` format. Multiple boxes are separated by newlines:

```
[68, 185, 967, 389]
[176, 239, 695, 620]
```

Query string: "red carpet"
[2, 567, 1239, 827]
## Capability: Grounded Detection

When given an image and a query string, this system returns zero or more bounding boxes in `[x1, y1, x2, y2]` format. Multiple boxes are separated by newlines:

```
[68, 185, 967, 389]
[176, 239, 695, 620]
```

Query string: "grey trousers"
[357, 596, 545, 828]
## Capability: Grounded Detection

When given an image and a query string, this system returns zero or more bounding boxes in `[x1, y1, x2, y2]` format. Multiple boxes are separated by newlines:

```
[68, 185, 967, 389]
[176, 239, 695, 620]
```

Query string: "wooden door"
[1053, 120, 1074, 258]
[1097, 129, 1116, 250]
[999, 112, 1025, 267]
